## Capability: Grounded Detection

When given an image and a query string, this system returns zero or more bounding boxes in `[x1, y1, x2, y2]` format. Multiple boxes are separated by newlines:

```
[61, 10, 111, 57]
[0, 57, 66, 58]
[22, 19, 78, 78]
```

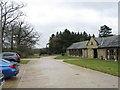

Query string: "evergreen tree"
[48, 29, 91, 54]
[99, 25, 113, 37]
[92, 34, 95, 38]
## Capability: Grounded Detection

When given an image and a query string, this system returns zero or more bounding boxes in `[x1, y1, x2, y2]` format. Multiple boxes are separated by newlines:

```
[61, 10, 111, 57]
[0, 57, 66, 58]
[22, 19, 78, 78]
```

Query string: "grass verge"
[27, 54, 40, 58]
[27, 54, 52, 58]
[20, 60, 30, 64]
[55, 55, 80, 59]
[63, 58, 119, 77]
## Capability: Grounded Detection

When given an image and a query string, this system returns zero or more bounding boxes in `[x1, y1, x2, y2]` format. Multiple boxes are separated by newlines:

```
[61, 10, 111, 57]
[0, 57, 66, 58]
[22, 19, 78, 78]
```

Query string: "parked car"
[0, 59, 19, 78]
[2, 52, 20, 63]
[0, 70, 5, 90]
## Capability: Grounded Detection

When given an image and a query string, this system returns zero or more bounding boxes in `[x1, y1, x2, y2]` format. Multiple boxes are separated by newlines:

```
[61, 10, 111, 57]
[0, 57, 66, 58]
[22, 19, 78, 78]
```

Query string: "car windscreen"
[2, 59, 11, 63]
[3, 53, 14, 56]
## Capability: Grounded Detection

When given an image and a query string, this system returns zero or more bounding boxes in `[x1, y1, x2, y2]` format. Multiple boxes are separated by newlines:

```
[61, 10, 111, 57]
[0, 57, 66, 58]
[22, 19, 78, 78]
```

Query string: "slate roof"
[96, 35, 120, 48]
[67, 41, 88, 49]
[67, 35, 120, 49]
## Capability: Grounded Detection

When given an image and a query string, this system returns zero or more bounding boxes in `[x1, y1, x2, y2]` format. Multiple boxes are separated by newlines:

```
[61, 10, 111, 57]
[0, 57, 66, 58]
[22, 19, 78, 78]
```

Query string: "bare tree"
[14, 21, 40, 49]
[0, 0, 24, 48]
[1, 1, 40, 57]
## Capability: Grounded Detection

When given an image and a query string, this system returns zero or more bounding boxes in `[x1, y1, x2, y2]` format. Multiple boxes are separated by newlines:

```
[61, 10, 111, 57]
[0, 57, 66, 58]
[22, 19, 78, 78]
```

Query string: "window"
[107, 49, 116, 60]
[91, 42, 93, 45]
[3, 53, 14, 56]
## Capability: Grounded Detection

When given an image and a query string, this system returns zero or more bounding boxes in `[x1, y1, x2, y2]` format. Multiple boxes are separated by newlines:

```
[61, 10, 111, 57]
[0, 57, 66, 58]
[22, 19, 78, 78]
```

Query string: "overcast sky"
[15, 0, 118, 48]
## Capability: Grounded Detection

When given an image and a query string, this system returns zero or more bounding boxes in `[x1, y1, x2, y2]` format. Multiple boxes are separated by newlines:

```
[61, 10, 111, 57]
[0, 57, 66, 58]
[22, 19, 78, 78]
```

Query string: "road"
[3, 56, 118, 88]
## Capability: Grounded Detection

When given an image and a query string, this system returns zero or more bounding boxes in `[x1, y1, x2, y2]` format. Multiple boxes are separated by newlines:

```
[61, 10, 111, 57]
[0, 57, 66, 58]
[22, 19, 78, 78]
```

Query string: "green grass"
[27, 54, 53, 58]
[20, 60, 30, 64]
[63, 58, 119, 77]
[27, 54, 40, 58]
[55, 55, 80, 59]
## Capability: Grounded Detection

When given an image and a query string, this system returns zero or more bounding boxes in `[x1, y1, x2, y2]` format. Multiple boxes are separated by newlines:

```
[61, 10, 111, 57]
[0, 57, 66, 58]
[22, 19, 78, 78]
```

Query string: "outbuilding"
[67, 35, 120, 61]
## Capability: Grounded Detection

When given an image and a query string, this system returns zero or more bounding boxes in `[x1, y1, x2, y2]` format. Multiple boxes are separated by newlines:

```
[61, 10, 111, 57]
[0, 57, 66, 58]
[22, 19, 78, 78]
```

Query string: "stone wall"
[97, 49, 106, 60]
[87, 37, 98, 58]
[87, 48, 93, 58]
[66, 49, 69, 55]
[87, 37, 98, 49]
[82, 49, 88, 58]
[118, 48, 120, 61]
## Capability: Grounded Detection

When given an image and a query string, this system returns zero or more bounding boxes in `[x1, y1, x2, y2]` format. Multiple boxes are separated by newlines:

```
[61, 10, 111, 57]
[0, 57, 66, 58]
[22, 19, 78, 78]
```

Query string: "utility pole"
[0, 1, 2, 55]
[0, 1, 2, 76]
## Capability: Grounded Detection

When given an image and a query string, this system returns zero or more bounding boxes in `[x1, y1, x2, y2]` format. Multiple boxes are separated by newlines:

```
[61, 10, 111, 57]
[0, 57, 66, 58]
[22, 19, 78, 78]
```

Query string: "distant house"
[67, 35, 120, 61]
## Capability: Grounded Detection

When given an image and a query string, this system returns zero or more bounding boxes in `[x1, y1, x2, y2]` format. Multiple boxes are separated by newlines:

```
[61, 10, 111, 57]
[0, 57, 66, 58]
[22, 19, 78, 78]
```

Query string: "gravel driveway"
[15, 56, 118, 88]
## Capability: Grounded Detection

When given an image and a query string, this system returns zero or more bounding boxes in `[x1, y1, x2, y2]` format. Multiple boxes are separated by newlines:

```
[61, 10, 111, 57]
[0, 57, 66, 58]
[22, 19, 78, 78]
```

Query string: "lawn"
[20, 60, 30, 64]
[55, 55, 80, 59]
[27, 54, 40, 58]
[63, 58, 119, 77]
[27, 54, 51, 58]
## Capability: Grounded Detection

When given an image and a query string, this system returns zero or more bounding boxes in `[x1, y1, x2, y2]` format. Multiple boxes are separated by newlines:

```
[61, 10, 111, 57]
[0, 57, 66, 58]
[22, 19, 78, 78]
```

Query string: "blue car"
[0, 59, 19, 78]
[0, 71, 5, 90]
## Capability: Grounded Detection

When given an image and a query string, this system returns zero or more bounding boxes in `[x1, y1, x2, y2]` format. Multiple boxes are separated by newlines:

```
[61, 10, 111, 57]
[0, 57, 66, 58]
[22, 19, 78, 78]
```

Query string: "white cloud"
[13, 0, 118, 48]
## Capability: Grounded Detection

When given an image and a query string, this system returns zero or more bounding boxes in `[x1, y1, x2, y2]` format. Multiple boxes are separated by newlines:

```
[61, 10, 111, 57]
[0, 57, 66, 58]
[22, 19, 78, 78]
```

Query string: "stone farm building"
[67, 35, 120, 61]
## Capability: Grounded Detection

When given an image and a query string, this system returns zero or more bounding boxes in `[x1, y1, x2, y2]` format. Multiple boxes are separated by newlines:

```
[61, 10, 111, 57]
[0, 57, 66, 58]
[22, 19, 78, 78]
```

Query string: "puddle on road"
[75, 73, 79, 75]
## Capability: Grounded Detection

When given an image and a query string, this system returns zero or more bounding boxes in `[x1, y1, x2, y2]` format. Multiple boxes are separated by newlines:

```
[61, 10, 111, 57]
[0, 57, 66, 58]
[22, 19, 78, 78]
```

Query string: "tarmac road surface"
[3, 56, 118, 88]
